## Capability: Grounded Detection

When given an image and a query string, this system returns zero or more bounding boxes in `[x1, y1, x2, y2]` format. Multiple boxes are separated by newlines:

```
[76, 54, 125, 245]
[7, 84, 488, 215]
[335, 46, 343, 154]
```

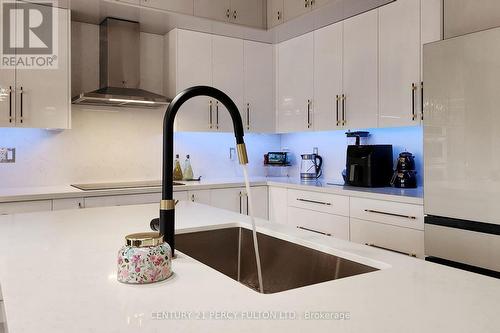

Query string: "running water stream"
[241, 165, 264, 293]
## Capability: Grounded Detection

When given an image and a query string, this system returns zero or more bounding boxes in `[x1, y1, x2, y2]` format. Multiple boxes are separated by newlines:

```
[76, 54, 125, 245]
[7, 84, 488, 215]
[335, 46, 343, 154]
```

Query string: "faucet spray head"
[237, 143, 249, 165]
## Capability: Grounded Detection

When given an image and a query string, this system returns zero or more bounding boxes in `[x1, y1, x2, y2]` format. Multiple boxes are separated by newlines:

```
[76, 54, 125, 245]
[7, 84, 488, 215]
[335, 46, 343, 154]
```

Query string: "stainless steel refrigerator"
[424, 26, 500, 276]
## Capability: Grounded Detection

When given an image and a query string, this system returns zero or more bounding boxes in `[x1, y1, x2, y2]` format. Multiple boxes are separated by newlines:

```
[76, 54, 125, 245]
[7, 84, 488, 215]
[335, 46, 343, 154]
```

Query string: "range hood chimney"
[72, 18, 171, 108]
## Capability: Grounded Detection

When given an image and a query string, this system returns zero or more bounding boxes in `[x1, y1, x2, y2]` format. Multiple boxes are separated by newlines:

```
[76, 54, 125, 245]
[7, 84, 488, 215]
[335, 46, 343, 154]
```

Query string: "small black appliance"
[344, 131, 393, 187]
[391, 152, 417, 188]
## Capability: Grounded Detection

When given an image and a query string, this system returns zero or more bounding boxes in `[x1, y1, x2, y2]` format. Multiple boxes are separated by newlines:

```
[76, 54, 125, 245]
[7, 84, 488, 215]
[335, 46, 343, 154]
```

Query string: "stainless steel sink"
[176, 227, 378, 294]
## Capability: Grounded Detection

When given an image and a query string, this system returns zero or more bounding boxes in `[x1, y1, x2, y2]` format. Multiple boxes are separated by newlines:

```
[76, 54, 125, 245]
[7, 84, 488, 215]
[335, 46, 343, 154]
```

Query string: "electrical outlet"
[0, 148, 15, 163]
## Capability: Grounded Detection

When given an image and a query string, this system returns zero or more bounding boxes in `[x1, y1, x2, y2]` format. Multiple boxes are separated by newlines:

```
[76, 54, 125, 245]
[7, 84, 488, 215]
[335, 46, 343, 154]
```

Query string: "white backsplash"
[280, 127, 423, 185]
[0, 107, 279, 188]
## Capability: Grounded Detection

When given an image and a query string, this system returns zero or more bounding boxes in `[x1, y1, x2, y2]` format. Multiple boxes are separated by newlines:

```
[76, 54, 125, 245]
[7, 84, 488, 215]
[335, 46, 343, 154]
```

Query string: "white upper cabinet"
[212, 35, 244, 132]
[313, 21, 343, 131]
[194, 0, 231, 22]
[0, 3, 71, 129]
[378, 0, 421, 127]
[267, 0, 284, 28]
[166, 29, 275, 133]
[0, 67, 15, 127]
[194, 0, 265, 28]
[230, 0, 265, 28]
[277, 32, 314, 132]
[284, 0, 311, 21]
[243, 41, 275, 132]
[166, 29, 214, 132]
[141, 0, 194, 15]
[342, 9, 378, 129]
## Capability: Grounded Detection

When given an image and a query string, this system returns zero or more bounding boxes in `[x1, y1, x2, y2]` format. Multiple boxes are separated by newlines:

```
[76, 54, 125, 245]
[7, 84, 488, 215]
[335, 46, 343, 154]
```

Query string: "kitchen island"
[0, 202, 498, 333]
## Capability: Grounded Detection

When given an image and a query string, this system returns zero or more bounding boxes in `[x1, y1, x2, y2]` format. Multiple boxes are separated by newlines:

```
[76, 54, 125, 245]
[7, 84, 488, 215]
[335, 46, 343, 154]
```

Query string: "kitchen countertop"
[0, 202, 498, 332]
[0, 177, 423, 205]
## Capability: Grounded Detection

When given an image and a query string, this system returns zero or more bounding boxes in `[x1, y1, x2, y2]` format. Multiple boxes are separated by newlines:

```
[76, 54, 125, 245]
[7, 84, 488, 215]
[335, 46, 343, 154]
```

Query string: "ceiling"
[61, 0, 394, 43]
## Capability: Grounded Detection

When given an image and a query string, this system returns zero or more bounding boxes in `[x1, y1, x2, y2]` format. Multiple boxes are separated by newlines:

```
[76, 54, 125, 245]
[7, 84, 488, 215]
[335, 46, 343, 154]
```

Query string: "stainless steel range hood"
[72, 18, 170, 108]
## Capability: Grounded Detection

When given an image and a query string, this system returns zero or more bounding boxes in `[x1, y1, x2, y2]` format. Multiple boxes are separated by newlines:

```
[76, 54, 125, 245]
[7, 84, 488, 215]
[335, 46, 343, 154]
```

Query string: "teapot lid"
[125, 232, 164, 247]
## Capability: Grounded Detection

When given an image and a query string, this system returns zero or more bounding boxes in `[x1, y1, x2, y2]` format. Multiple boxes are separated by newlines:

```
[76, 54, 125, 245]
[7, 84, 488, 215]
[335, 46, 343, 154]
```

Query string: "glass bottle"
[183, 154, 194, 180]
[173, 154, 183, 181]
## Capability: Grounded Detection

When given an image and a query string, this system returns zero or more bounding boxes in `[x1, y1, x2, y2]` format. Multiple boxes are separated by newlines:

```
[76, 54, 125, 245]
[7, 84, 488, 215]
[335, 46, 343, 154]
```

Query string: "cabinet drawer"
[0, 200, 52, 215]
[84, 193, 161, 208]
[350, 218, 424, 258]
[350, 197, 424, 230]
[288, 207, 349, 240]
[52, 198, 85, 211]
[288, 189, 349, 216]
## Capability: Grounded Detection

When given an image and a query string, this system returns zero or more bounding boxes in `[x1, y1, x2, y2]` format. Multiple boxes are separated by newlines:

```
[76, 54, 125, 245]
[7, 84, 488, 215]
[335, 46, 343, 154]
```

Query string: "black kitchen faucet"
[150, 86, 249, 256]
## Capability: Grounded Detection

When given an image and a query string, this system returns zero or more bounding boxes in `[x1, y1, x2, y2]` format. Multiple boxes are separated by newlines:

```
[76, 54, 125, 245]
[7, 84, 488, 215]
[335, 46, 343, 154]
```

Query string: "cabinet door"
[277, 32, 314, 132]
[0, 200, 52, 215]
[194, 0, 230, 22]
[267, 0, 284, 28]
[212, 35, 244, 132]
[84, 193, 161, 208]
[244, 41, 275, 133]
[343, 10, 378, 129]
[141, 0, 194, 15]
[173, 191, 188, 201]
[313, 21, 343, 131]
[288, 206, 349, 240]
[268, 186, 287, 224]
[379, 0, 421, 128]
[52, 198, 85, 210]
[174, 30, 214, 132]
[210, 187, 244, 213]
[284, 0, 311, 21]
[0, 71, 15, 127]
[187, 190, 211, 205]
[244, 186, 268, 220]
[351, 218, 424, 258]
[230, 0, 265, 28]
[16, 6, 70, 129]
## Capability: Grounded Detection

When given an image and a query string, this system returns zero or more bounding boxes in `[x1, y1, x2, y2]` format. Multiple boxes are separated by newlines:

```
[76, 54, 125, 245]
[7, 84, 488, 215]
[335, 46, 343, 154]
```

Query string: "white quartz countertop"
[0, 177, 423, 205]
[0, 202, 498, 332]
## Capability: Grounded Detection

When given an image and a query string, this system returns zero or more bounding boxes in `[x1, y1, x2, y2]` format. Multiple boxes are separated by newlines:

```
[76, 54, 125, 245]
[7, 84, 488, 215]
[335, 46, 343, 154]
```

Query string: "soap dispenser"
[183, 155, 194, 180]
[173, 154, 183, 181]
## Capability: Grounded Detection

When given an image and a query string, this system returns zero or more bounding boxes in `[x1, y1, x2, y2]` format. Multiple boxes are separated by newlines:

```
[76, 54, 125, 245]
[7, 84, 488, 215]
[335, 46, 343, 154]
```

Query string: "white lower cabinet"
[350, 218, 424, 258]
[0, 200, 52, 215]
[84, 193, 161, 208]
[268, 186, 287, 224]
[288, 206, 350, 240]
[187, 190, 211, 205]
[210, 186, 268, 220]
[52, 198, 85, 211]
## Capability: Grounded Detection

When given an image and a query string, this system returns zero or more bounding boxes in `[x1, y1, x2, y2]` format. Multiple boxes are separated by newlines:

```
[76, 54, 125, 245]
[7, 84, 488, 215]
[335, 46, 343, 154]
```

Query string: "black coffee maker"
[390, 152, 417, 188]
[344, 132, 393, 187]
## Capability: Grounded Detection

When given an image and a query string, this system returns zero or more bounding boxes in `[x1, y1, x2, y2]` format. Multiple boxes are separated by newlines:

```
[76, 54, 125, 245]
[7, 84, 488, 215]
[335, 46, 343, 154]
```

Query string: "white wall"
[280, 127, 423, 185]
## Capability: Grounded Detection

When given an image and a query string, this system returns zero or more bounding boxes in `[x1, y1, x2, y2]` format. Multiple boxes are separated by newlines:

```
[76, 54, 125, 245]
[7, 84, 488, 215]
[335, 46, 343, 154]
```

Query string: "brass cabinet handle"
[341, 94, 346, 125]
[297, 198, 332, 206]
[411, 83, 417, 121]
[226, 8, 230, 18]
[8, 86, 13, 123]
[307, 100, 310, 128]
[19, 86, 24, 123]
[420, 81, 424, 121]
[191, 194, 195, 202]
[233, 10, 237, 20]
[364, 209, 417, 220]
[208, 100, 213, 129]
[297, 226, 332, 237]
[365, 243, 416, 257]
[277, 11, 281, 21]
[304, 0, 309, 8]
[246, 103, 250, 130]
[215, 101, 219, 129]
[335, 95, 340, 126]
[310, 0, 315, 6]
